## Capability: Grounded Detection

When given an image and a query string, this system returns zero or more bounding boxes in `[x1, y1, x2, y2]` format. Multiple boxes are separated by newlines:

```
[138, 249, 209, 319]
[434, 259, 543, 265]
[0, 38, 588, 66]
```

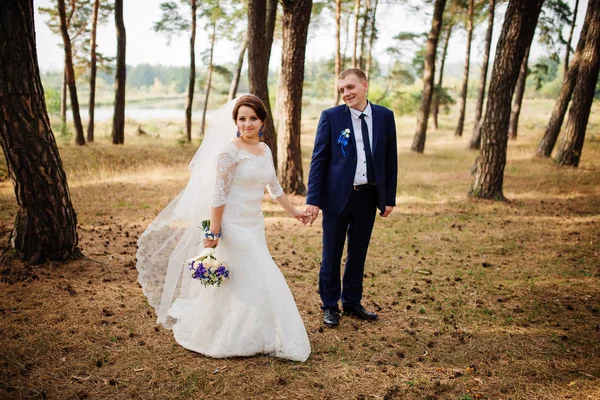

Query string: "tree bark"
[411, 0, 446, 153]
[365, 0, 378, 80]
[57, 0, 85, 145]
[554, 0, 600, 167]
[342, 8, 352, 68]
[247, 0, 278, 167]
[228, 35, 247, 101]
[112, 0, 126, 145]
[455, 0, 474, 137]
[0, 0, 79, 263]
[432, 22, 453, 130]
[508, 44, 530, 140]
[352, 0, 361, 67]
[200, 21, 216, 137]
[276, 0, 312, 195]
[564, 0, 579, 76]
[469, 0, 545, 201]
[61, 66, 67, 135]
[185, 0, 197, 142]
[470, 0, 495, 150]
[87, 0, 100, 143]
[536, 4, 590, 157]
[359, 0, 371, 70]
[333, 0, 342, 106]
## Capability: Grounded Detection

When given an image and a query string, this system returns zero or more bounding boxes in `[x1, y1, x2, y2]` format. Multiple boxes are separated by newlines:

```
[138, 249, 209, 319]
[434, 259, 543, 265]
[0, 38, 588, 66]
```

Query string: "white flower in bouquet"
[187, 243, 230, 287]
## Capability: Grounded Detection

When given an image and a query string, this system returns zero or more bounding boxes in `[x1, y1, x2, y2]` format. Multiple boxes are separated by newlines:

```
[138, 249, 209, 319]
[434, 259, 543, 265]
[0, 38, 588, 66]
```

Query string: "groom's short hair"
[338, 68, 367, 82]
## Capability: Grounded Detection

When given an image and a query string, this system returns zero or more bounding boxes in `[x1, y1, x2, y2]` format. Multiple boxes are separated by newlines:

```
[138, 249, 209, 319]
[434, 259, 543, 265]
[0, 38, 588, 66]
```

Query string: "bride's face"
[236, 106, 264, 139]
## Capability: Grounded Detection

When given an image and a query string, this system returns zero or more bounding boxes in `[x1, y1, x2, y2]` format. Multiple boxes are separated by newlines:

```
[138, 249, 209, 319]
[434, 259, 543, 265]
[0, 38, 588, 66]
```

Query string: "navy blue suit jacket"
[306, 103, 398, 215]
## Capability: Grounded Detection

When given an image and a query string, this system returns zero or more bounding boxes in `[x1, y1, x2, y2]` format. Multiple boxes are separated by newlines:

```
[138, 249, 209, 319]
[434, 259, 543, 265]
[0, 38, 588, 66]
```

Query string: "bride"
[136, 95, 311, 362]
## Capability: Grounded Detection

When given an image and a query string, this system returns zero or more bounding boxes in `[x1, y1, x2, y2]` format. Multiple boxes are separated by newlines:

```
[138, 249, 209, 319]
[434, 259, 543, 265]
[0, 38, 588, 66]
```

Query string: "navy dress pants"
[319, 186, 378, 310]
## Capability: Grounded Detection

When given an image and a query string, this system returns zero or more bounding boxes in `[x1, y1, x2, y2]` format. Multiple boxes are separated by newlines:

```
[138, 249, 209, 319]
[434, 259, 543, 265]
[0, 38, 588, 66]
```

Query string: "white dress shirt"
[349, 102, 373, 186]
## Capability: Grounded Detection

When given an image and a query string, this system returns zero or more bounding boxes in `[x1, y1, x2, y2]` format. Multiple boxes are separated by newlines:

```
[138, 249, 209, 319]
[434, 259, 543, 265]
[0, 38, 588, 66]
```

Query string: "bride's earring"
[236, 130, 241, 138]
[259, 127, 264, 138]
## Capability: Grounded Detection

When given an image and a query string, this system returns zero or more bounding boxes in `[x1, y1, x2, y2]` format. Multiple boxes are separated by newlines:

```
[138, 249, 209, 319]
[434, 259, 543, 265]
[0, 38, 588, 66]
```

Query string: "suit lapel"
[370, 103, 382, 155]
[341, 106, 357, 157]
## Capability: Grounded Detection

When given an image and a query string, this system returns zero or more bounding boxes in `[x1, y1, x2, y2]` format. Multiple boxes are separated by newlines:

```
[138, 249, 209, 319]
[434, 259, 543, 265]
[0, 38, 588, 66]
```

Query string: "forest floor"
[0, 100, 599, 399]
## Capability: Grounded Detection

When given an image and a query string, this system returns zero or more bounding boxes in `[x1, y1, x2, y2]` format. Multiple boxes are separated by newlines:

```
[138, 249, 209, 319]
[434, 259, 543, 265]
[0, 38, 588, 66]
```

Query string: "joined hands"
[303, 205, 320, 225]
[292, 209, 312, 225]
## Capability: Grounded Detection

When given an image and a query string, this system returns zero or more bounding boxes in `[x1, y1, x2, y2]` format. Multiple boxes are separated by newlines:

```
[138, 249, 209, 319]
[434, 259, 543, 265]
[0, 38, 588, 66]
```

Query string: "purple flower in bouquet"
[187, 248, 230, 287]
[216, 265, 229, 278]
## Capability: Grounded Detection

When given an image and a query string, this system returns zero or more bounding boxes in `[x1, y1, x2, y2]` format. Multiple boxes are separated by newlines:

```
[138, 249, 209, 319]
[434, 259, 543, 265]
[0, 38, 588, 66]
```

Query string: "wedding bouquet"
[187, 220, 230, 287]
[187, 247, 230, 287]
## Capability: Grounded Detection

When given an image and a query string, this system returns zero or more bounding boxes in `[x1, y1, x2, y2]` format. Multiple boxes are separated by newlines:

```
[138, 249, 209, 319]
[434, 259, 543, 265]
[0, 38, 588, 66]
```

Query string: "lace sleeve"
[264, 144, 284, 199]
[211, 147, 238, 207]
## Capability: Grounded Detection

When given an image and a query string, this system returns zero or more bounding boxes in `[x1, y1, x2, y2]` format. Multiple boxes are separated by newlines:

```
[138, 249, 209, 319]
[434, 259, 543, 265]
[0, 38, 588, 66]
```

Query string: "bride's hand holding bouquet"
[187, 219, 230, 287]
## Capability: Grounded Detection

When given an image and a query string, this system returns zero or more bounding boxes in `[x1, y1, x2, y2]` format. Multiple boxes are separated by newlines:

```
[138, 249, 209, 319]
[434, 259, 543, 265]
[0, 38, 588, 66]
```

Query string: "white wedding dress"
[145, 142, 311, 362]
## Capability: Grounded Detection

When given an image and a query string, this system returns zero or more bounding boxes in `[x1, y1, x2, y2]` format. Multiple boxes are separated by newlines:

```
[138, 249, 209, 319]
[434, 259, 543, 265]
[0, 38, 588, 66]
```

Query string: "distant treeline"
[42, 63, 243, 94]
[42, 56, 597, 107]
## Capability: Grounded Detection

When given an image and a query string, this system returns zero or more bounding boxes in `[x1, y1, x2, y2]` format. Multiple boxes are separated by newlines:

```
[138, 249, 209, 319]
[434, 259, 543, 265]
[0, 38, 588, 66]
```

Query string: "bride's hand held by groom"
[303, 204, 320, 226]
[274, 193, 311, 226]
[291, 208, 312, 225]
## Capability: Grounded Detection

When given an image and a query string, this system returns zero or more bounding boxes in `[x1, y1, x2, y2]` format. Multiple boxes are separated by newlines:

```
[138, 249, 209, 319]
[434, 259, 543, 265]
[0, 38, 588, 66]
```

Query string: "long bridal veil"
[136, 98, 239, 327]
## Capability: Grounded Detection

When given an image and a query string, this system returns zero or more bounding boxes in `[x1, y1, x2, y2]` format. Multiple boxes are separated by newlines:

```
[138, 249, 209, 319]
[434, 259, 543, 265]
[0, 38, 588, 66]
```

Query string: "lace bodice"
[212, 142, 283, 208]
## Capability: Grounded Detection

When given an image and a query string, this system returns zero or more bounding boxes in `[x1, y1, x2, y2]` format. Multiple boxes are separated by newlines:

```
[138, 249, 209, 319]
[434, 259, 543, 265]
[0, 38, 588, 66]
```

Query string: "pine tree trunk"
[264, 0, 277, 59]
[276, 0, 312, 195]
[508, 44, 530, 140]
[200, 21, 216, 137]
[470, 0, 495, 150]
[58, 0, 85, 145]
[411, 0, 446, 153]
[352, 0, 361, 67]
[359, 0, 370, 70]
[343, 10, 352, 68]
[61, 66, 67, 135]
[536, 7, 590, 158]
[564, 0, 579, 76]
[185, 0, 197, 142]
[455, 0, 474, 137]
[228, 35, 247, 101]
[365, 0, 378, 80]
[112, 0, 126, 145]
[555, 0, 600, 167]
[0, 0, 79, 263]
[432, 23, 453, 130]
[469, 0, 545, 200]
[333, 0, 342, 106]
[87, 0, 100, 143]
[247, 0, 278, 167]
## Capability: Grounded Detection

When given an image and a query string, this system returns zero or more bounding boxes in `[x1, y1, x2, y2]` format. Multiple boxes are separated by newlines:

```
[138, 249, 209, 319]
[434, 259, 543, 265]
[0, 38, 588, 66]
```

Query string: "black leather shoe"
[323, 309, 340, 327]
[343, 304, 378, 320]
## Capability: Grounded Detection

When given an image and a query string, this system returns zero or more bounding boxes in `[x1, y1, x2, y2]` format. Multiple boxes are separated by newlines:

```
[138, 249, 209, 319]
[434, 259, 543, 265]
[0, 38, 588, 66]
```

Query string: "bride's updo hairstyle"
[232, 95, 268, 122]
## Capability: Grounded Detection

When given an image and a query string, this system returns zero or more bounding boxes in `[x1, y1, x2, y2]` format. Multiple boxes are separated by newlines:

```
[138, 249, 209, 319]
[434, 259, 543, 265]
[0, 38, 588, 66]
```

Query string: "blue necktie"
[359, 113, 375, 185]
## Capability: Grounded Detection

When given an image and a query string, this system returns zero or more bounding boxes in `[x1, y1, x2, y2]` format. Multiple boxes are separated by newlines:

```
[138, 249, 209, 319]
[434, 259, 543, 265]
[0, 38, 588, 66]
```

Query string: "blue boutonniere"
[337, 128, 351, 157]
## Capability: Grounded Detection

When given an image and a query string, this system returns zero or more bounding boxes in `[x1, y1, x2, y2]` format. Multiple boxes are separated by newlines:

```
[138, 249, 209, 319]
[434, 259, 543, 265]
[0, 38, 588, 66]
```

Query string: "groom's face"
[338, 74, 368, 111]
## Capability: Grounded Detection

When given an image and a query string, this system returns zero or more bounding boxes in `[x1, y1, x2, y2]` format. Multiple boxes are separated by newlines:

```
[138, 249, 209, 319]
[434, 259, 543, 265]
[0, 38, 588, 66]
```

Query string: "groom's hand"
[380, 206, 394, 218]
[304, 204, 320, 225]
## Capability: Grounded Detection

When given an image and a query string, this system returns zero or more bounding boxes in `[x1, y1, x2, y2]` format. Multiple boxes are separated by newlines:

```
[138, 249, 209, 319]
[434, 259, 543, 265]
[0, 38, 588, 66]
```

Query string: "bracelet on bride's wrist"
[204, 230, 221, 241]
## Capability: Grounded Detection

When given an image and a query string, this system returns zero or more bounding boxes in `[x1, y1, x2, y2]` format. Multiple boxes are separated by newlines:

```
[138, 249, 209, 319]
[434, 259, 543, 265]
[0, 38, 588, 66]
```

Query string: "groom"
[305, 68, 398, 327]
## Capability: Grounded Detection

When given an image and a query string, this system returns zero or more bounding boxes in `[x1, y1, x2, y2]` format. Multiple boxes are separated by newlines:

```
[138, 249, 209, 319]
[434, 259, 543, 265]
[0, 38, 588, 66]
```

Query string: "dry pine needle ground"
[0, 100, 599, 399]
